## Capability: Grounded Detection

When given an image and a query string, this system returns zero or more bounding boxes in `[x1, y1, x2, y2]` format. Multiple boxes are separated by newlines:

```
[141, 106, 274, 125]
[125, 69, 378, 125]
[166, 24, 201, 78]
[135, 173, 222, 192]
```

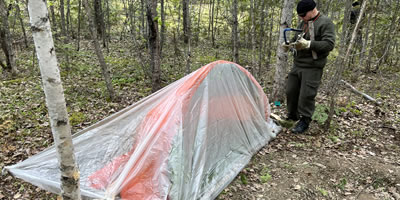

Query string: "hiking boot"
[291, 118, 310, 134]
[286, 114, 299, 121]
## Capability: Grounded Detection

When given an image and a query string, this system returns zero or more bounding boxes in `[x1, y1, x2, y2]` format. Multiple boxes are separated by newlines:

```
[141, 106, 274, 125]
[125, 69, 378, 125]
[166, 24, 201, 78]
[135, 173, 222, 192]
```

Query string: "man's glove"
[281, 42, 292, 52]
[294, 37, 311, 50]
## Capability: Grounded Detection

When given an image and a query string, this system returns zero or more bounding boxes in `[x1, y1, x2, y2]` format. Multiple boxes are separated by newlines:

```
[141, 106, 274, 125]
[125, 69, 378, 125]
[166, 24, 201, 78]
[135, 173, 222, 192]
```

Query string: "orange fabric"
[88, 60, 269, 199]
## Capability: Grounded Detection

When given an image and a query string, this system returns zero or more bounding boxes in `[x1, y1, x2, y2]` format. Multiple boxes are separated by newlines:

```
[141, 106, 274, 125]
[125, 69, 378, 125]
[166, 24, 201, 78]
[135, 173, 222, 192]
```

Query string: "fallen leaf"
[294, 185, 301, 190]
[13, 193, 21, 199]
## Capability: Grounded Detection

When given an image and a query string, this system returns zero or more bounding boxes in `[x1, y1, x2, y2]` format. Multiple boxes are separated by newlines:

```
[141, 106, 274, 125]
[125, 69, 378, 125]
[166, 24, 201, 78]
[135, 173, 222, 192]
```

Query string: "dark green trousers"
[286, 66, 323, 120]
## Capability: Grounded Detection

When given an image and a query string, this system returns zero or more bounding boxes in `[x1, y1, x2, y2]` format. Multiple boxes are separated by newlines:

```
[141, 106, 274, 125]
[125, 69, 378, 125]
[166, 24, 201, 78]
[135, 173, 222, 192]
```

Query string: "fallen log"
[340, 79, 382, 105]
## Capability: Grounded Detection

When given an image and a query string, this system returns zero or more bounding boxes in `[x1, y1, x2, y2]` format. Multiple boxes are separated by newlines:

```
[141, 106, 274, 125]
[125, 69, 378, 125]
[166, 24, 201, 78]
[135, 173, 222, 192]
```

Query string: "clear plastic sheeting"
[5, 60, 281, 200]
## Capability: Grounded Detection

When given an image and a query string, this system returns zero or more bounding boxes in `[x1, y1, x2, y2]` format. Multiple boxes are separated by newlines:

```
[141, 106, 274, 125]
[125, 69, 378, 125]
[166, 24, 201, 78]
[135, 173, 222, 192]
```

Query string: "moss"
[69, 112, 86, 126]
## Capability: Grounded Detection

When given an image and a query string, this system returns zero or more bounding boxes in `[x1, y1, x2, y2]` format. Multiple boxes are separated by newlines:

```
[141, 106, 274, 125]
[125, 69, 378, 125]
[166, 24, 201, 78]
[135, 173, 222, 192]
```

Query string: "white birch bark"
[271, 0, 295, 103]
[27, 1, 81, 199]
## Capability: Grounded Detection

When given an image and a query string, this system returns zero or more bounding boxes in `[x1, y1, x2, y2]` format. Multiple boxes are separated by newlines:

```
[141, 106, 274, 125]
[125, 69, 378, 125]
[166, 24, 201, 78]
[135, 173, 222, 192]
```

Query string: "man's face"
[299, 10, 312, 22]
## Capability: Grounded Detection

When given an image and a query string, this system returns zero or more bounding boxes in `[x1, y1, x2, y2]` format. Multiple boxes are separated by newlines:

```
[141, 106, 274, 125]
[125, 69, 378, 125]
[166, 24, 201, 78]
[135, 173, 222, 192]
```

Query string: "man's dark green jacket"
[294, 14, 335, 68]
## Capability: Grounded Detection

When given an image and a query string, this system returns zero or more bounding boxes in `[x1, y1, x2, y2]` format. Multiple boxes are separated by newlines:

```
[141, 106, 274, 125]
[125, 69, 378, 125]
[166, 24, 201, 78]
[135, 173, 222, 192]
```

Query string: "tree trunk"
[393, 40, 399, 68]
[342, 0, 352, 49]
[16, 0, 28, 48]
[94, 0, 106, 45]
[271, 0, 295, 103]
[210, 0, 215, 47]
[182, 0, 189, 44]
[196, 0, 203, 43]
[105, 0, 110, 50]
[184, 0, 191, 74]
[359, 8, 372, 68]
[76, 0, 82, 51]
[0, 0, 18, 76]
[375, 0, 400, 70]
[49, 0, 57, 38]
[324, 0, 367, 130]
[121, 0, 128, 40]
[147, 0, 161, 92]
[66, 0, 71, 35]
[160, 0, 166, 53]
[128, 0, 136, 39]
[232, 0, 239, 63]
[141, 0, 146, 38]
[257, 0, 267, 78]
[208, 0, 214, 39]
[250, 0, 255, 75]
[83, 0, 116, 100]
[213, 0, 220, 47]
[60, 0, 67, 36]
[367, 0, 379, 72]
[59, 0, 72, 71]
[27, 1, 81, 199]
[265, 4, 275, 70]
[176, 3, 181, 41]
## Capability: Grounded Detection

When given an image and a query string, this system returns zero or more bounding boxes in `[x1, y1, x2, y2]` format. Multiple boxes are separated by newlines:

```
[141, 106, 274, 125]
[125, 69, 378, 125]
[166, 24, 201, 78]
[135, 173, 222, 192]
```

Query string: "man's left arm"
[310, 20, 335, 53]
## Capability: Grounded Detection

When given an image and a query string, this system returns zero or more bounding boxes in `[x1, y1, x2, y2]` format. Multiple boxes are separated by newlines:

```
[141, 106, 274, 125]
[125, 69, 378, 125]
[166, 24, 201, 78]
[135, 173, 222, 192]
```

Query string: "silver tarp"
[5, 60, 281, 199]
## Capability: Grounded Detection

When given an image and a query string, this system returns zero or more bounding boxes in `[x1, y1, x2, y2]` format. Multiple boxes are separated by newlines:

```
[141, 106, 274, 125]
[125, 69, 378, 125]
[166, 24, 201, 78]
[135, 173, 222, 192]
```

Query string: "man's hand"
[281, 42, 293, 52]
[294, 37, 311, 50]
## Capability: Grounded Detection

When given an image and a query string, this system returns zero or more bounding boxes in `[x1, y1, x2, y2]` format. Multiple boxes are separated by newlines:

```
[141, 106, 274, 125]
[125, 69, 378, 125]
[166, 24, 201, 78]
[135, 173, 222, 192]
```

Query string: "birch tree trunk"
[83, 0, 116, 100]
[27, 1, 81, 199]
[232, 0, 239, 63]
[271, 0, 294, 103]
[0, 0, 18, 76]
[324, 0, 367, 130]
[147, 0, 161, 92]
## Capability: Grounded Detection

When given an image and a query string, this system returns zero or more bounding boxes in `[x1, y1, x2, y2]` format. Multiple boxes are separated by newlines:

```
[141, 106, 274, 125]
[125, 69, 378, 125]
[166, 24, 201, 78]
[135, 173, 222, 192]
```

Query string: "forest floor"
[0, 41, 399, 200]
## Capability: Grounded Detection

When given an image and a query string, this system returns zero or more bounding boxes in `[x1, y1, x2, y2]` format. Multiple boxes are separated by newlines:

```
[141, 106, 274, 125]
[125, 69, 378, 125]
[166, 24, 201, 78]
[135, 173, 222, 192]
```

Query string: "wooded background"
[1, 0, 399, 92]
[0, 0, 400, 199]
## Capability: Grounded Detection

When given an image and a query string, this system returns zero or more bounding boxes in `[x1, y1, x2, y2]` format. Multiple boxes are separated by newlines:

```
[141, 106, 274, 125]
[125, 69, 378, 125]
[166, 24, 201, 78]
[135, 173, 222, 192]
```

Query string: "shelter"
[5, 60, 281, 199]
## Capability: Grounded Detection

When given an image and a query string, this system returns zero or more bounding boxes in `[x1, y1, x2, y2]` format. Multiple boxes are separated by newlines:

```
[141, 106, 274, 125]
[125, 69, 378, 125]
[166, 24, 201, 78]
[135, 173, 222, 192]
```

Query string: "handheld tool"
[283, 28, 303, 45]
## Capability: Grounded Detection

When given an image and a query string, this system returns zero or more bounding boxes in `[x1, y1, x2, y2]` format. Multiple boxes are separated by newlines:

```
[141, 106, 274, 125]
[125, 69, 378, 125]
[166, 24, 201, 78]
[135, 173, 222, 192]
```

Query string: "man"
[283, 0, 335, 133]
